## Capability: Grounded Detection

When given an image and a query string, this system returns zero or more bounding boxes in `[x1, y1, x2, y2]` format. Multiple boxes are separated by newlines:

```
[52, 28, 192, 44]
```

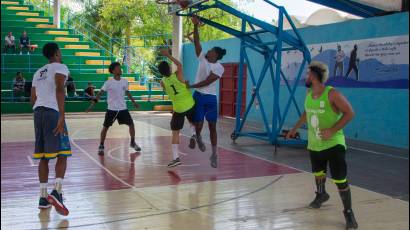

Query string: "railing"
[1, 54, 111, 73]
[1, 80, 166, 102]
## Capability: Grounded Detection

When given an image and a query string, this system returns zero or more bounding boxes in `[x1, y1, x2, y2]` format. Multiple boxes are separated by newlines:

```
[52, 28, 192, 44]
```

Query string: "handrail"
[13, 0, 165, 83]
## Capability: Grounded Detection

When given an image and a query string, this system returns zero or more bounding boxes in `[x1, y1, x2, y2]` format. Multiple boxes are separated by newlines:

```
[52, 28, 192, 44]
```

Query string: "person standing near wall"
[287, 61, 358, 229]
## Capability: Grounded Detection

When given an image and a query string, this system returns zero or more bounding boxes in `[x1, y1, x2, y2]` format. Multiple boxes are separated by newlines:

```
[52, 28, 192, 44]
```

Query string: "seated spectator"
[84, 82, 96, 100]
[19, 31, 35, 55]
[65, 74, 77, 98]
[3, 32, 16, 54]
[13, 72, 25, 101]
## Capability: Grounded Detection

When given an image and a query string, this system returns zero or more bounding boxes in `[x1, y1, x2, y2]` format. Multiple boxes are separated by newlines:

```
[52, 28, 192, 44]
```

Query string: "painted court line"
[180, 133, 409, 204]
[107, 146, 198, 167]
[27, 155, 36, 167]
[70, 128, 216, 220]
[349, 146, 409, 160]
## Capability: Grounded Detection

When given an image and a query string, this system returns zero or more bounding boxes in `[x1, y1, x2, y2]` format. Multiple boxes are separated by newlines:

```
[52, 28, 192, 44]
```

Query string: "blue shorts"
[33, 106, 72, 159]
[193, 91, 218, 123]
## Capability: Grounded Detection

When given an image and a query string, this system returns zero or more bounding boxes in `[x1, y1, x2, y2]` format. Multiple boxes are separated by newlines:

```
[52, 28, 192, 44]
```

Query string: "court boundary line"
[27, 174, 284, 229]
[179, 133, 410, 204]
[106, 145, 200, 167]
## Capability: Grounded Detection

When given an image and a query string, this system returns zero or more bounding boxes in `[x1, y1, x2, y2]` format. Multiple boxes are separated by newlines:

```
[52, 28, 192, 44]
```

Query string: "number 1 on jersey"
[170, 84, 178, 95]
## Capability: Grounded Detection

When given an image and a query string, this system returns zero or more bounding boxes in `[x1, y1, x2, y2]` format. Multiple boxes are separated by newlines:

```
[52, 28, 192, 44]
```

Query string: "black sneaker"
[189, 135, 196, 149]
[210, 154, 218, 168]
[309, 192, 330, 209]
[167, 158, 181, 168]
[38, 197, 51, 209]
[343, 209, 358, 229]
[47, 190, 69, 216]
[98, 144, 104, 156]
[130, 142, 141, 152]
[196, 135, 206, 152]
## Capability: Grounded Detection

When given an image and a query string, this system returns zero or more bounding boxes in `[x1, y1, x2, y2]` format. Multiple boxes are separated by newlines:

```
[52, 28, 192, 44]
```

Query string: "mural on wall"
[282, 35, 409, 89]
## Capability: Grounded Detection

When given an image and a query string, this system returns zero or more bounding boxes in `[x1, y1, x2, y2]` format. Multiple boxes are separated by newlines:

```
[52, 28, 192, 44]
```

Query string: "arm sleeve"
[55, 64, 69, 79]
[32, 72, 38, 87]
[101, 81, 108, 91]
[210, 64, 224, 78]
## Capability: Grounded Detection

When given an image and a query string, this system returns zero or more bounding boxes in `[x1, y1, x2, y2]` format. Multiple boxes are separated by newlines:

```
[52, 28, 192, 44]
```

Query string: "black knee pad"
[335, 181, 349, 190]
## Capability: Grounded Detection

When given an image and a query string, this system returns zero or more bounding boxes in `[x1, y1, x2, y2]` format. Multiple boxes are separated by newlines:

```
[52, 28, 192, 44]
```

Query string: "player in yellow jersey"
[158, 48, 196, 167]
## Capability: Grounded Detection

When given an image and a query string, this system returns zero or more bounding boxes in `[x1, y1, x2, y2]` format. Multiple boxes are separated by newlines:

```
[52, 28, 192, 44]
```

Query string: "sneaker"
[38, 197, 51, 209]
[130, 142, 141, 152]
[196, 135, 206, 152]
[167, 158, 181, 168]
[19, 52, 22, 55]
[27, 52, 30, 55]
[47, 190, 69, 216]
[343, 209, 358, 229]
[98, 144, 104, 156]
[309, 192, 330, 209]
[210, 154, 218, 168]
[189, 135, 196, 149]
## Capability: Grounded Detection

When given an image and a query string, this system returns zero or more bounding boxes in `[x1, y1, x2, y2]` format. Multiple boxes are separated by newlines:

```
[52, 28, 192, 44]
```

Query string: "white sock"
[40, 183, 48, 198]
[190, 125, 196, 137]
[172, 144, 179, 160]
[55, 178, 63, 193]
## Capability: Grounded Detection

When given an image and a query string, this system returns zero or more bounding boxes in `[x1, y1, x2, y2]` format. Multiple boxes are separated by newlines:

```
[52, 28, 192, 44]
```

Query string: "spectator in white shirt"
[4, 32, 16, 54]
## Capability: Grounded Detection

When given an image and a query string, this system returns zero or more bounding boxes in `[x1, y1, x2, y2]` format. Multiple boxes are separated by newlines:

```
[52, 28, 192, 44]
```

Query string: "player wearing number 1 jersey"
[158, 48, 196, 168]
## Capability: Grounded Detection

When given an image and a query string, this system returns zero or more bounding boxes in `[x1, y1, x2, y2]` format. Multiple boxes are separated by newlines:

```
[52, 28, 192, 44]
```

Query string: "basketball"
[178, 0, 192, 9]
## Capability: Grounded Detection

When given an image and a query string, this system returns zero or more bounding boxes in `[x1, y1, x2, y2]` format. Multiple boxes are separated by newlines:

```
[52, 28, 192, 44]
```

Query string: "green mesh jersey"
[305, 86, 346, 151]
[162, 74, 195, 113]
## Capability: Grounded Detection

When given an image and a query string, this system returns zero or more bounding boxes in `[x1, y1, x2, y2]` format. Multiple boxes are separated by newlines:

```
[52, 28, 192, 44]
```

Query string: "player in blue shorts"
[188, 15, 227, 168]
[31, 43, 71, 216]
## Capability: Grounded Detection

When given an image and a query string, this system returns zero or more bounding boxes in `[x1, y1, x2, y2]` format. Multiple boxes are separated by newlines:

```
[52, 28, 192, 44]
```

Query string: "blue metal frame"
[306, 0, 387, 18]
[176, 0, 311, 146]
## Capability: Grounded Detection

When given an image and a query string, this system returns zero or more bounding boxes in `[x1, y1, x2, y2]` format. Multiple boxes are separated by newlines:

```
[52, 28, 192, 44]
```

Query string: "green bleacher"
[1, 0, 171, 113]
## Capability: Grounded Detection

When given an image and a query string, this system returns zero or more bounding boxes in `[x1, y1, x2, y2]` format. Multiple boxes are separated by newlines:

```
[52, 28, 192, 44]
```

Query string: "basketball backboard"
[167, 0, 209, 14]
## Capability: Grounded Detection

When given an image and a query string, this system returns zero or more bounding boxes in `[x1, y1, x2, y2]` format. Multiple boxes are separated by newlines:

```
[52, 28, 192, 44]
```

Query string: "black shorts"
[170, 107, 195, 131]
[309, 144, 347, 181]
[103, 109, 133, 127]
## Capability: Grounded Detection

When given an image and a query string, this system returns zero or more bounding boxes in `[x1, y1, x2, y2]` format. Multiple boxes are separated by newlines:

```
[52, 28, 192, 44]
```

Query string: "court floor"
[1, 112, 408, 230]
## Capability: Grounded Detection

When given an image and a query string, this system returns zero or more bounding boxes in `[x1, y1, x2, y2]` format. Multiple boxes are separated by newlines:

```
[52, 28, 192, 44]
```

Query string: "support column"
[172, 14, 183, 71]
[53, 0, 61, 28]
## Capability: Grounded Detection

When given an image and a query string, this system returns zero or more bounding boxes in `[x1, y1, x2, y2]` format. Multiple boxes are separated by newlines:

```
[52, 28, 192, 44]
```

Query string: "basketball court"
[1, 112, 408, 229]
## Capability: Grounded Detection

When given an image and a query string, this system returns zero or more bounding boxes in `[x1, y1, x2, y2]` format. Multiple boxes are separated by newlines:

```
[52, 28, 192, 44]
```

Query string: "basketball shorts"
[193, 91, 218, 123]
[103, 109, 134, 127]
[33, 106, 72, 159]
[170, 106, 195, 131]
[309, 144, 347, 182]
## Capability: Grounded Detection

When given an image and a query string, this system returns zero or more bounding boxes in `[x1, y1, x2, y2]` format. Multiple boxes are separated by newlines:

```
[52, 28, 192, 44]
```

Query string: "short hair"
[308, 61, 329, 83]
[42, 43, 60, 59]
[213, 47, 227, 60]
[16, 71, 21, 76]
[157, 61, 171, 77]
[109, 62, 121, 74]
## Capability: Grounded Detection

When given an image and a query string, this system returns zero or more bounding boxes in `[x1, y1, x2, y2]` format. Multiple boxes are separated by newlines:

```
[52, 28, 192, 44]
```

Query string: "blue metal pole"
[234, 19, 246, 137]
[278, 59, 307, 132]
[271, 8, 284, 144]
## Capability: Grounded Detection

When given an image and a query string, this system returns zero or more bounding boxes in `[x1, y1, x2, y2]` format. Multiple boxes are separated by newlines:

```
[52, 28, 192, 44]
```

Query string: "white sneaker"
[19, 52, 22, 55]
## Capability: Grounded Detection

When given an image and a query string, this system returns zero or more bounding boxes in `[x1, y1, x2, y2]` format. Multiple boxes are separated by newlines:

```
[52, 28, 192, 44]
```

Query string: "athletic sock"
[339, 188, 352, 211]
[190, 125, 196, 137]
[55, 178, 63, 194]
[212, 145, 217, 155]
[316, 177, 326, 194]
[172, 144, 179, 160]
[40, 183, 48, 198]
